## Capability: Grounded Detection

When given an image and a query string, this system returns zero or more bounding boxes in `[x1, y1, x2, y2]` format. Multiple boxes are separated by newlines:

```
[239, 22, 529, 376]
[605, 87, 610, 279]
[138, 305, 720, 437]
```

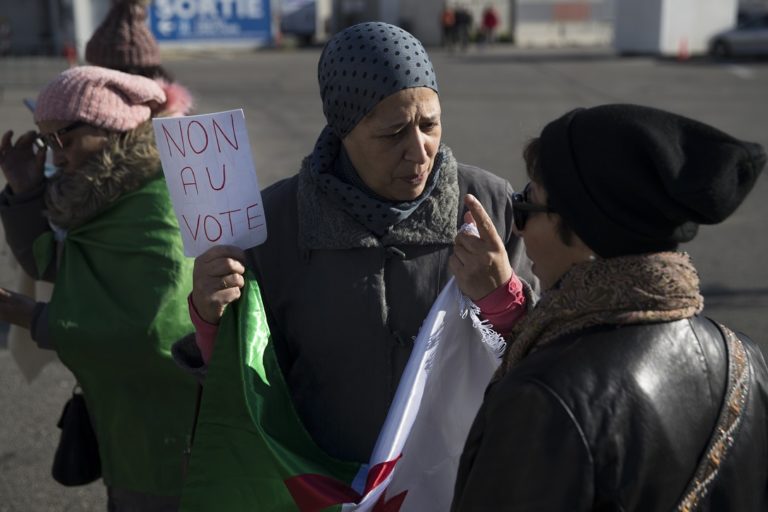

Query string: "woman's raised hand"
[449, 194, 513, 301]
[0, 130, 46, 194]
[191, 245, 247, 324]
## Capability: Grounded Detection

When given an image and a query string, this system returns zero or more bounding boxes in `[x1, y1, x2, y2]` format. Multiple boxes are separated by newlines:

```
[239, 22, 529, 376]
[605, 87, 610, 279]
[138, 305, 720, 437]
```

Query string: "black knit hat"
[538, 104, 765, 257]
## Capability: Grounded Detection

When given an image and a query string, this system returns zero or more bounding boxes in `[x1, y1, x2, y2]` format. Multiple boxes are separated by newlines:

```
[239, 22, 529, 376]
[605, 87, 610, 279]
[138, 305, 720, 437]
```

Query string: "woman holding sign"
[180, 21, 536, 488]
[0, 67, 197, 510]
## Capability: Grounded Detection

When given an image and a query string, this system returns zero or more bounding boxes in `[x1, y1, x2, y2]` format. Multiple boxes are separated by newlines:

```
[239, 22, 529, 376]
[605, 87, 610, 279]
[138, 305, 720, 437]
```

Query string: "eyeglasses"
[511, 182, 554, 231]
[37, 121, 89, 150]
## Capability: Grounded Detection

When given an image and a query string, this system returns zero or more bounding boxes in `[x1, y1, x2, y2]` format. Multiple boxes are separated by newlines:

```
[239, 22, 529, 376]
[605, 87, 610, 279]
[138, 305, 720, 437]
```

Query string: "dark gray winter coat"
[246, 145, 536, 462]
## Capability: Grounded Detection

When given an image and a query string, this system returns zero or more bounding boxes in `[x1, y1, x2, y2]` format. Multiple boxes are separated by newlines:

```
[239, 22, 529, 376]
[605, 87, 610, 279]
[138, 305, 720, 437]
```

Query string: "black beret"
[538, 104, 765, 257]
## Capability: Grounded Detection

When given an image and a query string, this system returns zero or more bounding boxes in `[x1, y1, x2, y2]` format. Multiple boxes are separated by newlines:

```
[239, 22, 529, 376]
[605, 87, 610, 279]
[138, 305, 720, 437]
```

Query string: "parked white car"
[710, 12, 768, 57]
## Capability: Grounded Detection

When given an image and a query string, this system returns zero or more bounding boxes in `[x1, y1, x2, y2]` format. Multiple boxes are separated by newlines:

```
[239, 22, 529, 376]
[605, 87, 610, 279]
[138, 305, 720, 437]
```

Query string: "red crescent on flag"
[284, 454, 405, 512]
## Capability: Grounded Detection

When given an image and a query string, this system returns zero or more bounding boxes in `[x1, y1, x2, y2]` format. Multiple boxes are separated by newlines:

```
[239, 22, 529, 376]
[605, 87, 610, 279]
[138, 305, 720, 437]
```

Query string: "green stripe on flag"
[46, 176, 197, 493]
[180, 273, 362, 511]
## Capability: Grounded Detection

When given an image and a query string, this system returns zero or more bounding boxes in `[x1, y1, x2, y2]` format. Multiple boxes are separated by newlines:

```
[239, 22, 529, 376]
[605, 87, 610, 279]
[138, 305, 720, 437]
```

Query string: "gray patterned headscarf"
[310, 22, 443, 236]
[318, 21, 438, 138]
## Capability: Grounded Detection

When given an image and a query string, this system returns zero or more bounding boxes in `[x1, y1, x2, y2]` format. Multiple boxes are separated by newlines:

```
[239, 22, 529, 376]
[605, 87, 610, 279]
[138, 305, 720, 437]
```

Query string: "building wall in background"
[0, 0, 46, 55]
[614, 0, 737, 56]
[660, 0, 737, 55]
[398, 0, 443, 46]
[71, 0, 110, 58]
[514, 0, 613, 47]
[0, 0, 86, 55]
[1, 0, 763, 56]
[332, 0, 379, 30]
[740, 0, 768, 12]
[376, 0, 613, 48]
[328, 0, 513, 47]
[611, 0, 661, 53]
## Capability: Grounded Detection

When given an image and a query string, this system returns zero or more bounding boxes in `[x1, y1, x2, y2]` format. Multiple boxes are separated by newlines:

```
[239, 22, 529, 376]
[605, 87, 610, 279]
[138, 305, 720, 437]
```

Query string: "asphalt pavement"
[1, 45, 767, 511]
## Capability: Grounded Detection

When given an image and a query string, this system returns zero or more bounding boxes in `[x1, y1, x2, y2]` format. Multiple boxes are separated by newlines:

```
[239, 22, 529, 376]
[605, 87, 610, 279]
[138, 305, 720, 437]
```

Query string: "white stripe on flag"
[344, 277, 501, 511]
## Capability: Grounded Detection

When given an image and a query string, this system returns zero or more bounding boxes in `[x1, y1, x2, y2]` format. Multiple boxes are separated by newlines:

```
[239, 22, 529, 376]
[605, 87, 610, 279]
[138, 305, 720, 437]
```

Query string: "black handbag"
[51, 385, 102, 486]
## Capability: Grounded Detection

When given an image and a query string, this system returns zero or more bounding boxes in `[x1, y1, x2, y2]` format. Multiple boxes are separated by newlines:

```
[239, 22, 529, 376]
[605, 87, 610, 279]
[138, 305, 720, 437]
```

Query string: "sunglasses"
[511, 182, 554, 231]
[37, 121, 89, 150]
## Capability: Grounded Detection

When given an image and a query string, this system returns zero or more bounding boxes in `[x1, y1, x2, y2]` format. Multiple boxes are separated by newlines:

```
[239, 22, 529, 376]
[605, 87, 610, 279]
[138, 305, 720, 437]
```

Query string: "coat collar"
[44, 121, 162, 229]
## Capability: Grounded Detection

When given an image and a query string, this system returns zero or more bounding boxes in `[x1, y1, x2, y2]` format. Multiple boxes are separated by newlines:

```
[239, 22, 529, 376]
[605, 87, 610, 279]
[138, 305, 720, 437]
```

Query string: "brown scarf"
[499, 251, 704, 377]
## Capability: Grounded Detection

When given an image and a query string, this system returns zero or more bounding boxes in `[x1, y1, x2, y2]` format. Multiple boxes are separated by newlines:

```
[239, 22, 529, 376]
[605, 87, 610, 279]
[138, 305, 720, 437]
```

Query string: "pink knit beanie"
[34, 66, 166, 132]
[85, 0, 161, 69]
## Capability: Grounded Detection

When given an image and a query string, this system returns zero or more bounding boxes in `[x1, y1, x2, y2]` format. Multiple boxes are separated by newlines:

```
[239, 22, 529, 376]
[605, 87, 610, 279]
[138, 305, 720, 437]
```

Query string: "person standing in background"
[441, 6, 457, 49]
[480, 5, 500, 47]
[85, 0, 194, 116]
[454, 6, 473, 51]
[0, 66, 198, 511]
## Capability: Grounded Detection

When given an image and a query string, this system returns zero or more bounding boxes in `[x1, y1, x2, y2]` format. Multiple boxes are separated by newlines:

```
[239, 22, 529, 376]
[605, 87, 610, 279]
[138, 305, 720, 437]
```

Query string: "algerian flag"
[180, 272, 502, 511]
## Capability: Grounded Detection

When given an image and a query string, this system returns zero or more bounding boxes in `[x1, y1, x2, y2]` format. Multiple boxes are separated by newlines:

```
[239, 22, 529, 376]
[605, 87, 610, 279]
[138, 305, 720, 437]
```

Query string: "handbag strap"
[183, 384, 204, 460]
[676, 323, 752, 512]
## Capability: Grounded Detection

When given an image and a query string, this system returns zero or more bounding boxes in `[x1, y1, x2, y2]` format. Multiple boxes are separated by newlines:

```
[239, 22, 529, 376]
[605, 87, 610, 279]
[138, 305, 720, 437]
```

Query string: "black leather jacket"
[452, 317, 768, 511]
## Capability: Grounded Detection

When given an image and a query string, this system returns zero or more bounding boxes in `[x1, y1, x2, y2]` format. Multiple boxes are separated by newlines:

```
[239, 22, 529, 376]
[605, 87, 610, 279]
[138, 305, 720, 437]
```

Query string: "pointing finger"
[464, 194, 502, 247]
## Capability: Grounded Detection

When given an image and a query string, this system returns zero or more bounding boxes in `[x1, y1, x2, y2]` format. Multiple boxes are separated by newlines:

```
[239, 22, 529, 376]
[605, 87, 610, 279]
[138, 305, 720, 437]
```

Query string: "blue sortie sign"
[149, 0, 272, 44]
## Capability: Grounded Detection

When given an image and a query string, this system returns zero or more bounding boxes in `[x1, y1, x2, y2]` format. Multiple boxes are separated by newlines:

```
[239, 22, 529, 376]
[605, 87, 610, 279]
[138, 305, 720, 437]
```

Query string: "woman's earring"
[587, 254, 596, 262]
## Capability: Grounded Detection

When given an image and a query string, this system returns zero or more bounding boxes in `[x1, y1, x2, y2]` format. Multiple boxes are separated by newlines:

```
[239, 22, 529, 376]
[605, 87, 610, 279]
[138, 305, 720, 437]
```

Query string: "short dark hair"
[522, 137, 575, 246]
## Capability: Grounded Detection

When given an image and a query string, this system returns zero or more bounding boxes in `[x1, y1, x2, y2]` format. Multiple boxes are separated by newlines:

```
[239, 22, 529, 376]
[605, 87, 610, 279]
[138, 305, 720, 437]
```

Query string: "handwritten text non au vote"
[159, 113, 263, 242]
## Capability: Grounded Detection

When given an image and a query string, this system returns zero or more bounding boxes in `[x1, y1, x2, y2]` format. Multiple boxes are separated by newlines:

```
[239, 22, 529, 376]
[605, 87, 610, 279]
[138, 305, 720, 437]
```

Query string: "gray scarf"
[311, 21, 443, 236]
[308, 126, 443, 236]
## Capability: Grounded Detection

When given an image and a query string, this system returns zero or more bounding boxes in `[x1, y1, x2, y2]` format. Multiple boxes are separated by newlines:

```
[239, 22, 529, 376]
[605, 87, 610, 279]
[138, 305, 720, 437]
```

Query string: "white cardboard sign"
[152, 109, 267, 257]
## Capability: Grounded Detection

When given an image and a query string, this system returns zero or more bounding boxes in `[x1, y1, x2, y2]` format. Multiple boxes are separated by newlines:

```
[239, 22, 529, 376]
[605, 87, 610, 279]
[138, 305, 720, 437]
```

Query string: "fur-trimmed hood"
[45, 120, 161, 229]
